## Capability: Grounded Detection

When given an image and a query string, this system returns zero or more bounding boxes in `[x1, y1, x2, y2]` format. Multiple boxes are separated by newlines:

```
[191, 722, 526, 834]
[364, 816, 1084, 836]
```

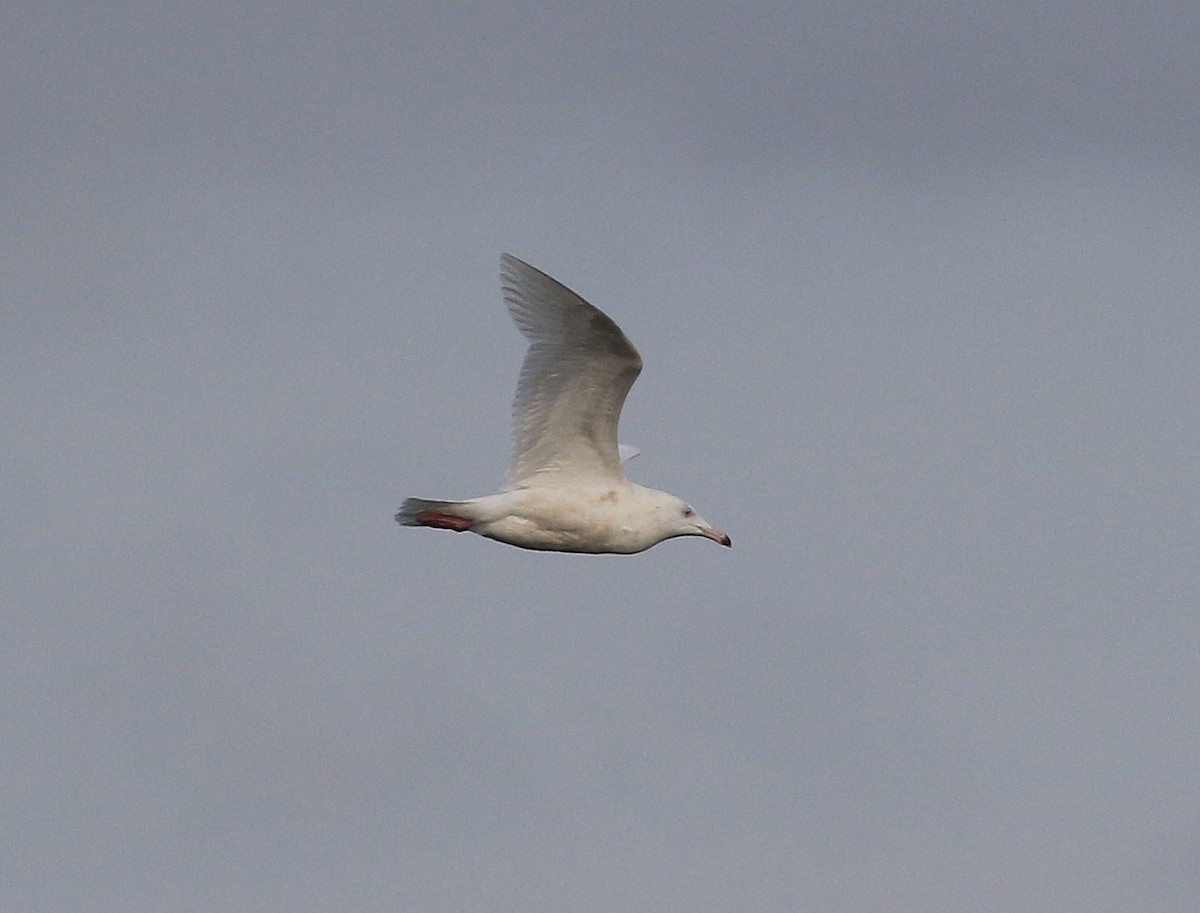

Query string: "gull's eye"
[682, 506, 694, 518]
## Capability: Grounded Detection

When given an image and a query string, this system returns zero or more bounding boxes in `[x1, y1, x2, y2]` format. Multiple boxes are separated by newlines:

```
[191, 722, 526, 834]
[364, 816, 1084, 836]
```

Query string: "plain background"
[4, 2, 1198, 911]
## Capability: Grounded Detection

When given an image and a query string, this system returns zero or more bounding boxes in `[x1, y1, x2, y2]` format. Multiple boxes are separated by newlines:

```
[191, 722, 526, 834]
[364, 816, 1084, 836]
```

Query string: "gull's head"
[649, 491, 731, 549]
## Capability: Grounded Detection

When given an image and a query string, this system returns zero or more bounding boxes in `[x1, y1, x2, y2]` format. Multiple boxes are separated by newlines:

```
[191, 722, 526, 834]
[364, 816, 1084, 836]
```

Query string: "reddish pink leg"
[417, 511, 474, 532]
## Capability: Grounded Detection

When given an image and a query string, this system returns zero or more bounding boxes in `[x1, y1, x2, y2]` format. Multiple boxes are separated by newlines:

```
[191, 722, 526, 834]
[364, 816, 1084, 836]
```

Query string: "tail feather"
[396, 498, 477, 532]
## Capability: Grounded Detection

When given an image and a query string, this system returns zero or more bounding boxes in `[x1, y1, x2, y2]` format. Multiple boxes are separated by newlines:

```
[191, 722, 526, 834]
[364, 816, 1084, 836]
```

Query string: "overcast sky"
[4, 2, 1199, 911]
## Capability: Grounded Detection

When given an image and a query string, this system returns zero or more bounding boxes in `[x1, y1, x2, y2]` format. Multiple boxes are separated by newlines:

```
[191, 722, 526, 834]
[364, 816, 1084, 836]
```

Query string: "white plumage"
[396, 254, 730, 554]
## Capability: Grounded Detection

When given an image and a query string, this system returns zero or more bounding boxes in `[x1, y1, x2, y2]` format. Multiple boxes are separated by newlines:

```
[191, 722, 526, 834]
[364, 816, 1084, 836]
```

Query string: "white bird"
[396, 254, 730, 554]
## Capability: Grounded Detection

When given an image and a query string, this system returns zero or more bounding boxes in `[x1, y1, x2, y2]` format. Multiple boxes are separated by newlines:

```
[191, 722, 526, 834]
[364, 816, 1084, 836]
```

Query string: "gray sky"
[4, 2, 1199, 911]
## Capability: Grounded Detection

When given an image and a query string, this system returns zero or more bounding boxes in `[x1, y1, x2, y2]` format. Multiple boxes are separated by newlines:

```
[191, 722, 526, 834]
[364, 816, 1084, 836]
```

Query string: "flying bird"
[396, 254, 730, 554]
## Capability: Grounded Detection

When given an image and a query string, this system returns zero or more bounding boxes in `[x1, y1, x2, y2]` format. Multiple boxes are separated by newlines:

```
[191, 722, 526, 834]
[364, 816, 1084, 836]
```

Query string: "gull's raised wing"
[500, 254, 643, 488]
